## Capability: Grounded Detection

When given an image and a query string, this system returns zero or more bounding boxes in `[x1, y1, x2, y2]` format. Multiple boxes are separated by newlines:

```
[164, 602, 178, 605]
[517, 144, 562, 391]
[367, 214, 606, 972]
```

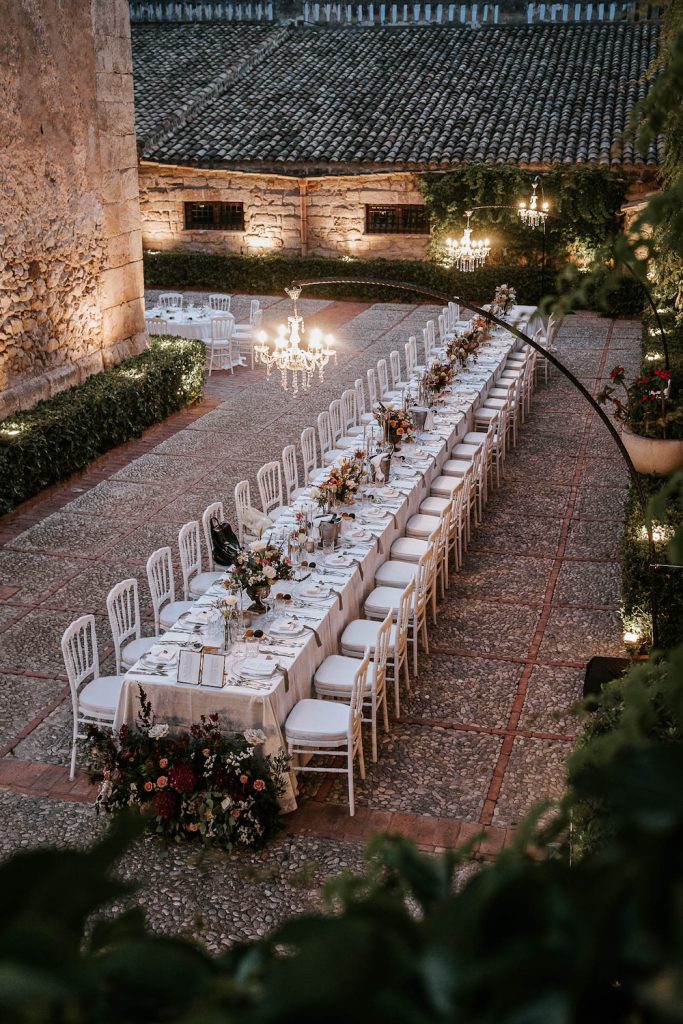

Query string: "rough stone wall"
[138, 164, 431, 260]
[0, 0, 146, 419]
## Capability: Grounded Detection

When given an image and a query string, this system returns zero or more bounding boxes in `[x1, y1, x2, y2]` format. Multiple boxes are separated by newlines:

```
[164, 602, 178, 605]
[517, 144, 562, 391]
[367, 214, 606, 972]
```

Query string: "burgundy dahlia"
[169, 763, 197, 793]
[153, 790, 177, 819]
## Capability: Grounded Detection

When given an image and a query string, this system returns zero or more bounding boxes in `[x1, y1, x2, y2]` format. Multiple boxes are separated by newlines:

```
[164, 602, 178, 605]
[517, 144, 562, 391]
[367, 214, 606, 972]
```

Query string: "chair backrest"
[178, 520, 202, 600]
[396, 578, 415, 649]
[257, 461, 283, 517]
[234, 480, 252, 544]
[354, 378, 367, 418]
[202, 500, 224, 572]
[350, 649, 371, 734]
[422, 327, 432, 365]
[367, 367, 378, 407]
[146, 547, 175, 634]
[373, 610, 393, 693]
[301, 427, 318, 482]
[211, 316, 233, 341]
[106, 578, 141, 674]
[437, 313, 446, 344]
[250, 298, 260, 324]
[62, 615, 99, 710]
[317, 411, 333, 455]
[377, 359, 389, 397]
[448, 301, 460, 327]
[389, 350, 401, 388]
[146, 316, 168, 336]
[405, 336, 416, 375]
[415, 545, 436, 615]
[159, 292, 183, 309]
[282, 445, 299, 501]
[252, 309, 263, 331]
[328, 400, 345, 443]
[426, 320, 436, 347]
[341, 389, 357, 431]
[209, 293, 231, 312]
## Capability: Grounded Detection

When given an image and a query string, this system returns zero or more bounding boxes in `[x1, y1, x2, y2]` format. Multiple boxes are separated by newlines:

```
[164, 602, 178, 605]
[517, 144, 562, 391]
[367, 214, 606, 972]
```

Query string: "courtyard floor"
[0, 296, 639, 948]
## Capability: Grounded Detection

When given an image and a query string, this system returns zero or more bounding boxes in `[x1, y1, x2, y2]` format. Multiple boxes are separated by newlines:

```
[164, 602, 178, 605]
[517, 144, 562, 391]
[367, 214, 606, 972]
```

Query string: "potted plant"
[597, 367, 683, 475]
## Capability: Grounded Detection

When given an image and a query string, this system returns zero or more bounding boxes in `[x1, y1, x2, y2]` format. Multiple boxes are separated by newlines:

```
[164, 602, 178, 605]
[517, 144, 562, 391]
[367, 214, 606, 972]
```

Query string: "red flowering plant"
[87, 688, 288, 850]
[597, 366, 683, 440]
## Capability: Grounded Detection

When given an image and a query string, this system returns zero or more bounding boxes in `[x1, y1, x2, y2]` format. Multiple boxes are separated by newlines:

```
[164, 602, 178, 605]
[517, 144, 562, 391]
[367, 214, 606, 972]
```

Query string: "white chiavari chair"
[178, 520, 225, 599]
[106, 578, 158, 675]
[146, 547, 195, 635]
[257, 461, 288, 521]
[208, 294, 232, 312]
[159, 292, 183, 308]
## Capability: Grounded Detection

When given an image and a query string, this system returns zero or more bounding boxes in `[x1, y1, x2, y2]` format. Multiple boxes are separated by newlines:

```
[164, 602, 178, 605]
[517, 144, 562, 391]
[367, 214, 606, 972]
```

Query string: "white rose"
[148, 724, 168, 739]
[243, 728, 266, 746]
[263, 565, 277, 580]
[224, 594, 238, 607]
[249, 540, 267, 553]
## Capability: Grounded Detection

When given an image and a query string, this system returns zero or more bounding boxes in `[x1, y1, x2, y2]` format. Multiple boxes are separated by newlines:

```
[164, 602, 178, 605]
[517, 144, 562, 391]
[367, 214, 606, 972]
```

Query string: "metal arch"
[291, 274, 660, 647]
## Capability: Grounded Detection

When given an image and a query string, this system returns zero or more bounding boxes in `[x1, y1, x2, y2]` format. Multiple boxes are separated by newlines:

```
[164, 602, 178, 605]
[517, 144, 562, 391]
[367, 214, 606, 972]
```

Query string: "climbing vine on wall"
[420, 165, 628, 267]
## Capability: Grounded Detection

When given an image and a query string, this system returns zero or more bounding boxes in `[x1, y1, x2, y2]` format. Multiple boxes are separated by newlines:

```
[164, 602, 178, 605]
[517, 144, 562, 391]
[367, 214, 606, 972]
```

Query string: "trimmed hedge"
[0, 337, 205, 516]
[142, 251, 644, 315]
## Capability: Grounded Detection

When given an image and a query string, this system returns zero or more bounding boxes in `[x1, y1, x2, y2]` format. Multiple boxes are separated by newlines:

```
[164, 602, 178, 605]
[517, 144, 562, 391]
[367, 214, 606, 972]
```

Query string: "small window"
[365, 204, 429, 235]
[184, 202, 245, 232]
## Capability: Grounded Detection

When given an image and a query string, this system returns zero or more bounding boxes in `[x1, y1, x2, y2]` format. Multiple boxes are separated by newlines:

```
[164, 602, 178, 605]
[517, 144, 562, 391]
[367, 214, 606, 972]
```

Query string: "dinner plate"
[350, 528, 371, 541]
[364, 507, 388, 519]
[270, 617, 306, 637]
[325, 553, 353, 567]
[380, 487, 399, 498]
[240, 657, 277, 678]
[301, 583, 331, 598]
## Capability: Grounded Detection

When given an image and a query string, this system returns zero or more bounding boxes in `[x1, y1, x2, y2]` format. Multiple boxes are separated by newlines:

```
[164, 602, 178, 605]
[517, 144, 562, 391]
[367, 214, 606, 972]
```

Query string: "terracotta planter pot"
[621, 425, 683, 476]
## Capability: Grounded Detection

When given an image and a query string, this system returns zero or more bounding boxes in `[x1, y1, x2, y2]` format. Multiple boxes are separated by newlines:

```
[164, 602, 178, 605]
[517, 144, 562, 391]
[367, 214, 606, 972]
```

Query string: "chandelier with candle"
[254, 286, 335, 393]
[518, 177, 549, 229]
[445, 211, 490, 272]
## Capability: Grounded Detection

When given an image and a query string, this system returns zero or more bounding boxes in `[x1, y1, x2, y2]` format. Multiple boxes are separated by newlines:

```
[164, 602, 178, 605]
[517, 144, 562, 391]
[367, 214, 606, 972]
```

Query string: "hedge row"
[0, 337, 205, 516]
[142, 251, 644, 315]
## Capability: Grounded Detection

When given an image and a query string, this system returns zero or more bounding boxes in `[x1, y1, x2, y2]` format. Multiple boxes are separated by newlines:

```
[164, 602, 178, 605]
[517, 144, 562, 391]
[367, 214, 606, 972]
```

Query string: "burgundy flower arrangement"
[87, 688, 288, 850]
[597, 366, 683, 440]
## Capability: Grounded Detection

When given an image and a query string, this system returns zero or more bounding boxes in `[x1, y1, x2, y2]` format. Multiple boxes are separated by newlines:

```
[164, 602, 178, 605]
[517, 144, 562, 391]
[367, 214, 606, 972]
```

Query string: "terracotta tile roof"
[132, 22, 662, 172]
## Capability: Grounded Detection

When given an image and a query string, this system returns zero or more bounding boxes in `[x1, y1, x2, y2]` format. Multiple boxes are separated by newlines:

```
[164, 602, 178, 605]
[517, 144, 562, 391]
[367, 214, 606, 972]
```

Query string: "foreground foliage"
[0, 336, 205, 515]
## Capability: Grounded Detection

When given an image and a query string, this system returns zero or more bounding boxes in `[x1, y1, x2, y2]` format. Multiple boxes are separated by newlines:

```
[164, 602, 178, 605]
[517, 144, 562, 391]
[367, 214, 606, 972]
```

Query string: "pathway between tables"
[0, 301, 637, 934]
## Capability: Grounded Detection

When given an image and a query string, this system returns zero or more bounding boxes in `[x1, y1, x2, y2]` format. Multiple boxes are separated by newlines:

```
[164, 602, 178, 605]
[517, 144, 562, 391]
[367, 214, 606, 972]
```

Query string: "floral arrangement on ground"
[88, 688, 288, 850]
[312, 453, 366, 509]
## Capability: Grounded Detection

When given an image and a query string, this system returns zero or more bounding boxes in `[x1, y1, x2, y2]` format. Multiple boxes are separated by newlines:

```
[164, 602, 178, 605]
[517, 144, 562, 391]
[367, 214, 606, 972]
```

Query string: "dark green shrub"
[142, 251, 645, 315]
[0, 337, 205, 516]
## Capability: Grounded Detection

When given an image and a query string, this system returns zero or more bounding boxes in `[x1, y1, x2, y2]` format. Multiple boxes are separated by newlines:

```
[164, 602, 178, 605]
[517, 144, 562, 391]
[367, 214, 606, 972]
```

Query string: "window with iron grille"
[365, 204, 429, 235]
[184, 202, 245, 231]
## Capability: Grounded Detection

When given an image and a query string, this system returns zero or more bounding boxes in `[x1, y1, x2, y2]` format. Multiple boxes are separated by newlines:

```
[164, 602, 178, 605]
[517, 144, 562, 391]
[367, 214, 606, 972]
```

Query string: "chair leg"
[69, 723, 78, 782]
[358, 734, 366, 780]
[347, 751, 355, 816]
[403, 651, 410, 691]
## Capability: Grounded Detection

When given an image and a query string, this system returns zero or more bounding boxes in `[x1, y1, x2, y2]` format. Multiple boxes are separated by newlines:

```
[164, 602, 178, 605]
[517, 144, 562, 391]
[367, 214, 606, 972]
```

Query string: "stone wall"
[0, 0, 146, 419]
[138, 163, 431, 260]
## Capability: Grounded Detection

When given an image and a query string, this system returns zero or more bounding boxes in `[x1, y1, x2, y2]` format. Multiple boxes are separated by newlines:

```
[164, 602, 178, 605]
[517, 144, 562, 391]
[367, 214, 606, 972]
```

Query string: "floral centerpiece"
[88, 689, 287, 850]
[491, 284, 517, 316]
[374, 402, 415, 449]
[598, 366, 682, 440]
[423, 359, 455, 395]
[312, 454, 366, 510]
[230, 540, 293, 611]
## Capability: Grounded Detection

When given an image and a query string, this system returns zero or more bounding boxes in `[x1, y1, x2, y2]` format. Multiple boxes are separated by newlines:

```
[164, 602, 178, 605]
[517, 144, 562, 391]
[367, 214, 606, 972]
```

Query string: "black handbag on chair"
[210, 516, 241, 567]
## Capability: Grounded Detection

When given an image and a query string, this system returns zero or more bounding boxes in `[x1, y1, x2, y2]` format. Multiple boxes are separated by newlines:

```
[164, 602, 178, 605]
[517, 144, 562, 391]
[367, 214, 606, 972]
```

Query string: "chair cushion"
[79, 675, 125, 716]
[419, 496, 450, 516]
[359, 412, 374, 424]
[341, 619, 397, 654]
[442, 458, 473, 477]
[160, 601, 195, 630]
[346, 425, 366, 436]
[323, 448, 345, 465]
[364, 585, 404, 618]
[374, 560, 419, 588]
[462, 432, 489, 446]
[121, 636, 157, 669]
[390, 537, 430, 563]
[314, 654, 375, 697]
[451, 442, 480, 458]
[405, 513, 441, 539]
[189, 571, 225, 597]
[431, 475, 463, 498]
[285, 698, 350, 743]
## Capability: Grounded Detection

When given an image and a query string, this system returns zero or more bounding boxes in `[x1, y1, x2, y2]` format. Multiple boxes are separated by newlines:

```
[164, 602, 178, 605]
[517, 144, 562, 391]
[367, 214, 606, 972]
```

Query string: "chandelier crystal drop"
[254, 286, 335, 393]
[518, 177, 549, 229]
[446, 211, 490, 272]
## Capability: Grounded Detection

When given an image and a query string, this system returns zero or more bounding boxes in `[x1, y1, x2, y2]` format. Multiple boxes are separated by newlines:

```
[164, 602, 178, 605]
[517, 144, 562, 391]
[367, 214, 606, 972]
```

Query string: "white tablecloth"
[145, 307, 234, 343]
[115, 324, 526, 810]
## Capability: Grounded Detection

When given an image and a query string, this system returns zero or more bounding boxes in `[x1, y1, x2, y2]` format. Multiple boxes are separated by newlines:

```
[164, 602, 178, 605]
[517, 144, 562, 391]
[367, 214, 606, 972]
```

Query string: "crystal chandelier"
[446, 211, 490, 272]
[254, 286, 335, 394]
[518, 177, 549, 229]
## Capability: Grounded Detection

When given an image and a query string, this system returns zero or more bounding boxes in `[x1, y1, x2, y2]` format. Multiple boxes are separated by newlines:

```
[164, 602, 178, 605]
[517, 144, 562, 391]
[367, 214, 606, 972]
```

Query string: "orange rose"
[202, 748, 210, 757]
[157, 776, 168, 788]
[143, 781, 153, 793]
[253, 779, 266, 792]
[159, 758, 168, 769]
[239, 774, 249, 784]
[231, 809, 241, 819]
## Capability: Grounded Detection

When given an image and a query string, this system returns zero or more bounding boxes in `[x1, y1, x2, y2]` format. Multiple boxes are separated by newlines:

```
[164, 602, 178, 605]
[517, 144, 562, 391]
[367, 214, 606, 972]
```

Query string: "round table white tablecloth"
[145, 307, 234, 344]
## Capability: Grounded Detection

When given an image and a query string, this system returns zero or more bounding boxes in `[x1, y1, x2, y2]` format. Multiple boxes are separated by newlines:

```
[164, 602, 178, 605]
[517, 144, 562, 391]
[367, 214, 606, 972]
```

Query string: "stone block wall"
[138, 163, 431, 260]
[0, 0, 146, 419]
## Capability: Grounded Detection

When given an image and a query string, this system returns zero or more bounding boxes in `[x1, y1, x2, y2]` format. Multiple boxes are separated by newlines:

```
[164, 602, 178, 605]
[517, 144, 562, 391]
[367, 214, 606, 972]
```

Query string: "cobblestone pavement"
[0, 295, 637, 944]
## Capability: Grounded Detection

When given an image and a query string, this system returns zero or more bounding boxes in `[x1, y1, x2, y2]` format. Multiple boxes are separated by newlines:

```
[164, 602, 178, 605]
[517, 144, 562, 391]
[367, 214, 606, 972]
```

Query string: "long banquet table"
[114, 318, 528, 811]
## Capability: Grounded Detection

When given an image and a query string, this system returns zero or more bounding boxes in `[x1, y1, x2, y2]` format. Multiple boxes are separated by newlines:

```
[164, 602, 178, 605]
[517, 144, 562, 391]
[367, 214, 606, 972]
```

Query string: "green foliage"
[420, 165, 627, 267]
[143, 250, 644, 315]
[0, 337, 205, 516]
